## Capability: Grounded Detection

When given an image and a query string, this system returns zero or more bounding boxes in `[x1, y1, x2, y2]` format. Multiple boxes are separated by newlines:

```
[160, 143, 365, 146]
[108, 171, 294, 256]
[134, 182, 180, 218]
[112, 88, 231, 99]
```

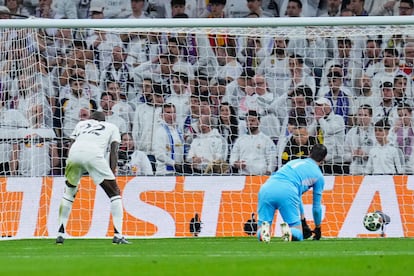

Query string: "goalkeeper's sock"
[57, 185, 78, 235]
[291, 228, 303, 241]
[110, 195, 124, 238]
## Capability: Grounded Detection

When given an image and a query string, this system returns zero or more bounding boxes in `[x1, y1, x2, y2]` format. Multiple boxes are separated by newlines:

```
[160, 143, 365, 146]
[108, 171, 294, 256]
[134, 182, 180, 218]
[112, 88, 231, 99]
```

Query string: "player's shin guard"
[110, 195, 124, 238]
[291, 228, 304, 241]
[57, 185, 78, 235]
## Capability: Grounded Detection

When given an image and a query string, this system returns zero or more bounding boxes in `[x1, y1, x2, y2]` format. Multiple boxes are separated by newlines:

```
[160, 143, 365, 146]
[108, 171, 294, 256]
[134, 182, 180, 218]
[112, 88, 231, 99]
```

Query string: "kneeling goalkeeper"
[257, 144, 327, 242]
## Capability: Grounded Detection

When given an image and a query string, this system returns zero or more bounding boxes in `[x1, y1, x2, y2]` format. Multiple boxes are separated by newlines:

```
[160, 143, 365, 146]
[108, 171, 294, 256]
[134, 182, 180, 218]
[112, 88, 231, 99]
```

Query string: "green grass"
[0, 237, 413, 276]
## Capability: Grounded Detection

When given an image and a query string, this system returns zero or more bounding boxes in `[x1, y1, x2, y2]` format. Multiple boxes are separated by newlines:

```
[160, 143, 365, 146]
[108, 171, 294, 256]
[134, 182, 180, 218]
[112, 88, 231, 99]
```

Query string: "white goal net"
[1, 18, 414, 239]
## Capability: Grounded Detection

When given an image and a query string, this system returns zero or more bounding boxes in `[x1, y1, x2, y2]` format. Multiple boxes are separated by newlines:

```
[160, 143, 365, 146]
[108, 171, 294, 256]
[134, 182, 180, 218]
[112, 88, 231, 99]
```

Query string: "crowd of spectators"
[1, 0, 414, 177]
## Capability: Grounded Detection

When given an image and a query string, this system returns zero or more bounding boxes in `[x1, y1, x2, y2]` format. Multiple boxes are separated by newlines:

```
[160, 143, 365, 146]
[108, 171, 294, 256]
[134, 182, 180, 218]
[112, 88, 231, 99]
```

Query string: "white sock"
[57, 185, 78, 236]
[110, 195, 123, 238]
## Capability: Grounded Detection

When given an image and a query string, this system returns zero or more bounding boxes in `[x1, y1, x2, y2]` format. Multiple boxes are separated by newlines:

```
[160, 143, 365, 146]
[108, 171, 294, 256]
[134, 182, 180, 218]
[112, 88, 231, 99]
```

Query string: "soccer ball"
[363, 212, 383, 231]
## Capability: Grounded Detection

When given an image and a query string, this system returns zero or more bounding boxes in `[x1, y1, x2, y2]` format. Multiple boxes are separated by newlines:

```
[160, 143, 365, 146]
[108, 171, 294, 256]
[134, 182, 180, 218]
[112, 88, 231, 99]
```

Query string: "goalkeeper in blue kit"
[257, 144, 327, 242]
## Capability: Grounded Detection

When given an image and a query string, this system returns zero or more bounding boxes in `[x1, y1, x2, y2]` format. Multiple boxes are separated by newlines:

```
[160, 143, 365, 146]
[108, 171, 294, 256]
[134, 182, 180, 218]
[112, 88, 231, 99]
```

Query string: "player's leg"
[87, 156, 130, 244]
[257, 182, 277, 243]
[100, 179, 129, 244]
[278, 196, 303, 242]
[56, 161, 83, 244]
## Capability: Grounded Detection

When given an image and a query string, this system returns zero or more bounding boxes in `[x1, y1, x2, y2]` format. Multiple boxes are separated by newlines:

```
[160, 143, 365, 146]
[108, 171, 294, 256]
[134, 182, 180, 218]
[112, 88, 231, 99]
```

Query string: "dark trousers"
[322, 163, 350, 175]
[0, 162, 10, 175]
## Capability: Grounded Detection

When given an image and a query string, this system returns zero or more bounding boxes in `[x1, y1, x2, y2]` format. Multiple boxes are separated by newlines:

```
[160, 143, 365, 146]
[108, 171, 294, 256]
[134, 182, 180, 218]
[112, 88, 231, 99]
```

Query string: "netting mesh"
[1, 22, 414, 238]
[1, 24, 414, 176]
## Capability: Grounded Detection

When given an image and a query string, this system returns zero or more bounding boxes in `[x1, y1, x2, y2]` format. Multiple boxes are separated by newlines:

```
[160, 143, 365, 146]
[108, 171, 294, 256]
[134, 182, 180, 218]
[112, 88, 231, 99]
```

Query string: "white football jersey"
[69, 119, 121, 158]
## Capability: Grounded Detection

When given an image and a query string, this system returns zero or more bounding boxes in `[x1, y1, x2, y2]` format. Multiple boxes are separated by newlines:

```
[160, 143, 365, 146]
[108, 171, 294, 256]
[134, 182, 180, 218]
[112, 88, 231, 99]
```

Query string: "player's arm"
[312, 177, 325, 240]
[299, 199, 313, 239]
[110, 141, 119, 175]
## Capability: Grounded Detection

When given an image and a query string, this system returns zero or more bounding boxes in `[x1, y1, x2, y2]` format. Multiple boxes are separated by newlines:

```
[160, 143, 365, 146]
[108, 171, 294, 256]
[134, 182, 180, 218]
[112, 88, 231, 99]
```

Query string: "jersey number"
[80, 123, 106, 136]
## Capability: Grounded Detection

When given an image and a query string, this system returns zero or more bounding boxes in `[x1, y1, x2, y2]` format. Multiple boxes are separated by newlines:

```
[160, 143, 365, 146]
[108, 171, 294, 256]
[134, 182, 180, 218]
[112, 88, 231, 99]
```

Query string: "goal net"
[1, 18, 414, 239]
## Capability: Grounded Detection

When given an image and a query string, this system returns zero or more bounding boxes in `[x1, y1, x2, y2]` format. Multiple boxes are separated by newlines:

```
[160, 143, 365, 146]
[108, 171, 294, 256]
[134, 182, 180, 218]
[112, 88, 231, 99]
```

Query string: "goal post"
[1, 17, 414, 239]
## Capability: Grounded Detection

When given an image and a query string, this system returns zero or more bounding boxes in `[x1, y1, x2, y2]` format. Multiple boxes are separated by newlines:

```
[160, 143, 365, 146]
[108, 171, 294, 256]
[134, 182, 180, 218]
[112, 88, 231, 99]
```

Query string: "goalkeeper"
[257, 144, 327, 242]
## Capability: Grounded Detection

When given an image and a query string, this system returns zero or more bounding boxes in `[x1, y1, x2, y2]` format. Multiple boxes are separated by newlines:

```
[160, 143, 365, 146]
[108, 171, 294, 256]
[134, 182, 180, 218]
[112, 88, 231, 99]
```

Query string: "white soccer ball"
[363, 212, 383, 231]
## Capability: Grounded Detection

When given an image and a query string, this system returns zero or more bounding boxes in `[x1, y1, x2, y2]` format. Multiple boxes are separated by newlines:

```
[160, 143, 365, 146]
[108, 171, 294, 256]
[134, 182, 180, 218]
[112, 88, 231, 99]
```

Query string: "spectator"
[322, 37, 362, 95]
[319, 70, 354, 126]
[280, 119, 319, 166]
[183, 92, 203, 149]
[131, 82, 165, 172]
[308, 97, 347, 174]
[246, 0, 274, 17]
[278, 85, 313, 164]
[90, 0, 131, 19]
[134, 53, 177, 93]
[85, 22, 123, 72]
[148, 0, 203, 18]
[183, 91, 215, 147]
[16, 104, 59, 176]
[0, 5, 11, 19]
[202, 0, 228, 18]
[349, 0, 368, 15]
[283, 0, 303, 17]
[261, 0, 280, 16]
[186, 114, 228, 174]
[166, 72, 191, 130]
[288, 33, 327, 90]
[221, 68, 254, 116]
[256, 36, 290, 97]
[170, 0, 186, 17]
[53, 75, 97, 137]
[394, 103, 414, 174]
[58, 66, 101, 104]
[214, 43, 243, 83]
[243, 74, 283, 141]
[0, 94, 29, 175]
[352, 73, 380, 123]
[128, 0, 150, 18]
[53, 0, 77, 19]
[372, 80, 399, 126]
[365, 118, 404, 174]
[344, 104, 376, 175]
[99, 92, 128, 134]
[153, 103, 185, 175]
[100, 45, 135, 101]
[230, 110, 277, 175]
[60, 39, 99, 89]
[105, 79, 134, 130]
[371, 48, 407, 95]
[287, 54, 316, 96]
[167, 37, 195, 84]
[117, 132, 153, 176]
[400, 41, 414, 77]
[10, 74, 53, 128]
[35, 0, 56, 18]
[237, 36, 268, 71]
[339, 6, 355, 16]
[365, 0, 398, 16]
[394, 74, 413, 107]
[5, 0, 30, 18]
[362, 38, 382, 72]
[126, 32, 167, 83]
[398, 0, 414, 15]
[136, 77, 154, 106]
[319, 0, 342, 16]
[217, 102, 240, 162]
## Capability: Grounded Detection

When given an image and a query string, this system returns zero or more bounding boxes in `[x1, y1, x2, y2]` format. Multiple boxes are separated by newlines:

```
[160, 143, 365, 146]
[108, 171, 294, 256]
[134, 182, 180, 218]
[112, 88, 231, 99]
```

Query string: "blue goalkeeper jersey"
[270, 158, 325, 226]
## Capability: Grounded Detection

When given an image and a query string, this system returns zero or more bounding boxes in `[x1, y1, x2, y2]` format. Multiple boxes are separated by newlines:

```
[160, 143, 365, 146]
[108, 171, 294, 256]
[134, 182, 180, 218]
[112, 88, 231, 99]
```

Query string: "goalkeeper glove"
[301, 218, 312, 239]
[313, 226, 321, 240]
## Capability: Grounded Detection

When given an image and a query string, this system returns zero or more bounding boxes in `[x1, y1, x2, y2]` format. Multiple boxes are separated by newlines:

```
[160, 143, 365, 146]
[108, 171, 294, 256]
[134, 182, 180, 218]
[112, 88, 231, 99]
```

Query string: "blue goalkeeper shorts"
[257, 178, 301, 227]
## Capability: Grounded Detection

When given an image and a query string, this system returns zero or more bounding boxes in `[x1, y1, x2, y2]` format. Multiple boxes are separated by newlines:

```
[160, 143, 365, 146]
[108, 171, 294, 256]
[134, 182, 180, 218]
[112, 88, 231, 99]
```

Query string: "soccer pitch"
[0, 237, 413, 275]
